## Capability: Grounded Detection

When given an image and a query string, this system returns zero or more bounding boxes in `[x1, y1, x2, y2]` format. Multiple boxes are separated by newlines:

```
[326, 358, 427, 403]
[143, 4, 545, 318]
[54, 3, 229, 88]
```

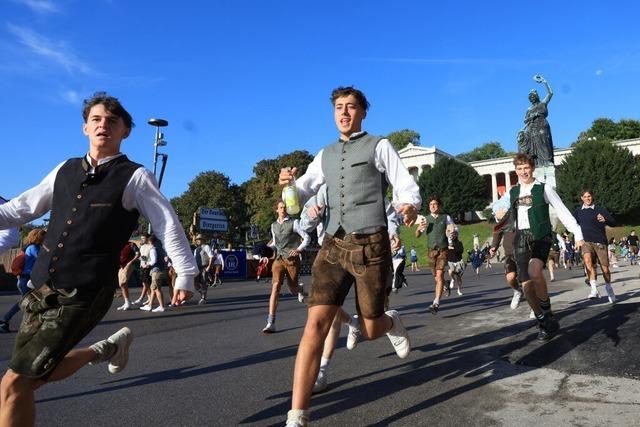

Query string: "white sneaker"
[117, 302, 131, 311]
[604, 284, 616, 304]
[286, 409, 309, 427]
[312, 369, 328, 393]
[385, 310, 410, 359]
[510, 290, 523, 310]
[346, 315, 360, 350]
[588, 289, 600, 299]
[151, 306, 165, 313]
[529, 309, 536, 319]
[297, 283, 305, 303]
[262, 322, 276, 333]
[139, 304, 152, 311]
[457, 288, 463, 296]
[198, 298, 207, 305]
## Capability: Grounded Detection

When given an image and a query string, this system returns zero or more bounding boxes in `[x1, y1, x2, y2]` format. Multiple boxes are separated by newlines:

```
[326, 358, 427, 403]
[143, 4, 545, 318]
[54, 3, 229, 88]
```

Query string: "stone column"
[491, 173, 498, 203]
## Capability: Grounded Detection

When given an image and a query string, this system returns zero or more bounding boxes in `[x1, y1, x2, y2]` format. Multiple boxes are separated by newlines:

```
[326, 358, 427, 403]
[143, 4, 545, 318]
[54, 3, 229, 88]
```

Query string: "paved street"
[1, 261, 639, 426]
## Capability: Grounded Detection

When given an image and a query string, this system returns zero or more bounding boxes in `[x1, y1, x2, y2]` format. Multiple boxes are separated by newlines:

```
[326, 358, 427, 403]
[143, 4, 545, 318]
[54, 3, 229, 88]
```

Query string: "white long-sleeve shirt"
[295, 133, 422, 210]
[0, 197, 19, 255]
[515, 180, 583, 242]
[0, 153, 198, 291]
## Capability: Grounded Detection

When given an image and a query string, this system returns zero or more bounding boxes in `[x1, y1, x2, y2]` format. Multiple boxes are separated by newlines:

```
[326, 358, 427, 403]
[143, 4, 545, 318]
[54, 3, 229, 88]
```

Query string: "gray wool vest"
[272, 219, 299, 259]
[322, 133, 388, 235]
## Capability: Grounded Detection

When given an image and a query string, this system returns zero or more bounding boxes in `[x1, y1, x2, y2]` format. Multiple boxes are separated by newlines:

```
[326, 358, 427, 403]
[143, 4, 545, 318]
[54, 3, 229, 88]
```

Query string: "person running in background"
[416, 196, 455, 314]
[1, 228, 46, 333]
[409, 246, 419, 271]
[491, 208, 524, 309]
[211, 248, 225, 287]
[469, 244, 485, 276]
[133, 232, 153, 305]
[563, 235, 574, 269]
[193, 234, 213, 304]
[263, 200, 310, 333]
[573, 189, 616, 303]
[627, 230, 638, 265]
[391, 244, 408, 293]
[447, 229, 465, 296]
[140, 235, 169, 312]
[116, 239, 140, 311]
[547, 237, 560, 282]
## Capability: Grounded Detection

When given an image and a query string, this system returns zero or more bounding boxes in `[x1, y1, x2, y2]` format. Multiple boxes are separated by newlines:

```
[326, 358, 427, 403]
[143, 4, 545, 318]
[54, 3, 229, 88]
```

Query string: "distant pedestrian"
[1, 228, 46, 333]
[139, 235, 169, 312]
[211, 249, 224, 286]
[116, 239, 140, 311]
[193, 234, 214, 304]
[409, 246, 419, 271]
[447, 230, 465, 296]
[469, 244, 485, 275]
[627, 230, 638, 265]
[133, 233, 153, 305]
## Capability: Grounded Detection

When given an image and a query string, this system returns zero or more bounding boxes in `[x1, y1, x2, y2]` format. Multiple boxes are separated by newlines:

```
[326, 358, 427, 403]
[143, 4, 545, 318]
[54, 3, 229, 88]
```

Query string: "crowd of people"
[0, 87, 633, 427]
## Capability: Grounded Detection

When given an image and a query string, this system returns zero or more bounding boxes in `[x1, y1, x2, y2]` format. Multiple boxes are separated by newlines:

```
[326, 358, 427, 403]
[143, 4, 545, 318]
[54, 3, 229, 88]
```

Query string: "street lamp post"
[147, 118, 169, 233]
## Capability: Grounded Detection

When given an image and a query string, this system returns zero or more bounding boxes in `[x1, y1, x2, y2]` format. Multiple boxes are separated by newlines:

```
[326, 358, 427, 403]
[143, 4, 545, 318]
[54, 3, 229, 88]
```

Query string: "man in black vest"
[0, 92, 197, 426]
[279, 86, 420, 426]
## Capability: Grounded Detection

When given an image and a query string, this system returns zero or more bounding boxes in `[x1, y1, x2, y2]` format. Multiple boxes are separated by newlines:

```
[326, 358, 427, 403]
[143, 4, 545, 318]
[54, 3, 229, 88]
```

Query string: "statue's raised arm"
[534, 74, 553, 105]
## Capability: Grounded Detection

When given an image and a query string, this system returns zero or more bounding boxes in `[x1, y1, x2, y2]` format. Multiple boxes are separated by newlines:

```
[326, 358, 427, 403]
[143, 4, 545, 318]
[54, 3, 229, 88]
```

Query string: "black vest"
[31, 156, 141, 289]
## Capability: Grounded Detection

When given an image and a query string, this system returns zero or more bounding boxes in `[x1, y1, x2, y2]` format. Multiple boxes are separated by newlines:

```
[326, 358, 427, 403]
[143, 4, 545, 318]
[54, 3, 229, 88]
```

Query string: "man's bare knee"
[1, 370, 40, 398]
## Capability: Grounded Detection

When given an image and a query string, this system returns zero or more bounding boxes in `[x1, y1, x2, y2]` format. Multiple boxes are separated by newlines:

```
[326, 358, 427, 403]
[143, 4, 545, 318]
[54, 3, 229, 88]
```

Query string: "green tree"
[170, 171, 248, 243]
[556, 139, 640, 215]
[456, 142, 510, 162]
[417, 157, 489, 222]
[387, 129, 420, 151]
[244, 150, 314, 233]
[574, 118, 640, 145]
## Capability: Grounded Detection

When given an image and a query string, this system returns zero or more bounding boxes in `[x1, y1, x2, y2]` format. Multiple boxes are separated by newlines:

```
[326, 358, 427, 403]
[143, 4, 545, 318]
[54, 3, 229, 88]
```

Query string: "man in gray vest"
[416, 196, 456, 314]
[279, 86, 420, 427]
[0, 92, 198, 426]
[263, 200, 310, 333]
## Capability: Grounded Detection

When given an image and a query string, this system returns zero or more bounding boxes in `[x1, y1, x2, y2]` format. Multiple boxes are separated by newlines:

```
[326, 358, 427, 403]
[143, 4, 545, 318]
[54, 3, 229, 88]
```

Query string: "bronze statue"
[519, 74, 554, 167]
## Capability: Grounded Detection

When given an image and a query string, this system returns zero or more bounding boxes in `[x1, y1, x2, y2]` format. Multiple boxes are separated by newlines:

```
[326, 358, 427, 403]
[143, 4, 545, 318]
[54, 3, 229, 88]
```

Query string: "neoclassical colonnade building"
[398, 137, 640, 206]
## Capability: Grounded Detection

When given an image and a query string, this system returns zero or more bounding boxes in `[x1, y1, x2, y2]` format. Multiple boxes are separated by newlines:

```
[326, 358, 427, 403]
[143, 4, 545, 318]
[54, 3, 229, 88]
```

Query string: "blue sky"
[2, 0, 639, 209]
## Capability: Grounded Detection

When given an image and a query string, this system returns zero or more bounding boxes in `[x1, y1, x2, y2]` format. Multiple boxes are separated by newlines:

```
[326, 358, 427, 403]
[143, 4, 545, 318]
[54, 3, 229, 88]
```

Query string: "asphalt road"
[1, 260, 639, 426]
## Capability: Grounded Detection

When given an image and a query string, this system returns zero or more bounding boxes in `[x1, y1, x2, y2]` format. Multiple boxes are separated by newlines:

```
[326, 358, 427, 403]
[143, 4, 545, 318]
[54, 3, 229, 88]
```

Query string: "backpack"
[10, 244, 33, 277]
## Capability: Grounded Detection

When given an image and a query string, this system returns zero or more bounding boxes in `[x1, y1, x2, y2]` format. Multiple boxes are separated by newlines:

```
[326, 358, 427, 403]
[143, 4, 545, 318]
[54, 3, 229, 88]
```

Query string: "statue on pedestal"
[518, 74, 556, 187]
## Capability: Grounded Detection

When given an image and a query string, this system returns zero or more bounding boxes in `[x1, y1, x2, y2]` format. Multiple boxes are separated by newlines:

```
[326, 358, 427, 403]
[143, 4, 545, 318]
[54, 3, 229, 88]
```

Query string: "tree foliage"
[417, 157, 489, 222]
[456, 142, 510, 162]
[387, 129, 420, 151]
[244, 150, 314, 233]
[574, 118, 640, 145]
[170, 171, 248, 243]
[556, 139, 640, 216]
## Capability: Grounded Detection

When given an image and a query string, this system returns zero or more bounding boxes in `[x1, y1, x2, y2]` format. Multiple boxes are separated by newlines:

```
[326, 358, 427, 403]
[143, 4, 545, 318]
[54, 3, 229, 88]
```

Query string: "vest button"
[49, 268, 55, 273]
[57, 243, 64, 248]
[52, 256, 59, 261]
[82, 183, 88, 188]
[66, 220, 73, 225]
[72, 208, 77, 212]
[76, 194, 82, 199]
[62, 232, 69, 237]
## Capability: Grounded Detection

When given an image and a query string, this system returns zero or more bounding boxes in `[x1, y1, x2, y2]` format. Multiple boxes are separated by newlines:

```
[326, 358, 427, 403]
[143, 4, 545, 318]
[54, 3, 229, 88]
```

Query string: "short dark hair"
[330, 86, 370, 111]
[82, 91, 134, 129]
[581, 188, 594, 197]
[513, 153, 535, 168]
[428, 196, 441, 206]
